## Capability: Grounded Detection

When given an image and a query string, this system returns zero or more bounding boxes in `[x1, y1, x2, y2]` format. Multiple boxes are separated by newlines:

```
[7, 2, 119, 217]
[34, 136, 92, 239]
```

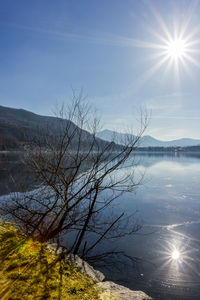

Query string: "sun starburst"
[145, 6, 200, 82]
[125, 3, 200, 87]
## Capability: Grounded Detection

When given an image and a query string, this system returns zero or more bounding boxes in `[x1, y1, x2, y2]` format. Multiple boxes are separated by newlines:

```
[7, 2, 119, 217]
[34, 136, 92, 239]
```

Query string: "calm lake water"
[96, 152, 200, 300]
[1, 151, 200, 299]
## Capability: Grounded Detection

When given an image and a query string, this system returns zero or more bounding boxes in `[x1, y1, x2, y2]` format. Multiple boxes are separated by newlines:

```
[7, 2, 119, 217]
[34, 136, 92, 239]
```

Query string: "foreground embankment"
[0, 222, 151, 299]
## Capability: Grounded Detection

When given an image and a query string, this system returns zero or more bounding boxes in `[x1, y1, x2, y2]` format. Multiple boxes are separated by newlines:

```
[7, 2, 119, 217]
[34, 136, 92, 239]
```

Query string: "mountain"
[0, 105, 109, 150]
[1, 105, 200, 150]
[96, 129, 200, 148]
[0, 105, 72, 149]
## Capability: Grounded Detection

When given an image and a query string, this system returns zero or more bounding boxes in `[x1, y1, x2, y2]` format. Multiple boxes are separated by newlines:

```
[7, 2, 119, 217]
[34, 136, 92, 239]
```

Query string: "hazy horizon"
[1, 103, 200, 143]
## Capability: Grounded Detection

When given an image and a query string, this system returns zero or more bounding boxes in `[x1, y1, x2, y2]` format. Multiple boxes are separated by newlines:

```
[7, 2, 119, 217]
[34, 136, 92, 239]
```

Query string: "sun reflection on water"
[172, 249, 180, 260]
[153, 238, 191, 281]
[153, 235, 200, 283]
[171, 249, 185, 266]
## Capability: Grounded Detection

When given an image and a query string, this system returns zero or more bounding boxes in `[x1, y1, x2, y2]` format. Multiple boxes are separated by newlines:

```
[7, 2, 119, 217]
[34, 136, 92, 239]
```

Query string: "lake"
[96, 152, 200, 300]
[1, 151, 200, 299]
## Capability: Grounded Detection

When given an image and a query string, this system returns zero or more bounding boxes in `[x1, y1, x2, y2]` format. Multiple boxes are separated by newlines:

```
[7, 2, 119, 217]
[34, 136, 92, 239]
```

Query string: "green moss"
[0, 222, 100, 299]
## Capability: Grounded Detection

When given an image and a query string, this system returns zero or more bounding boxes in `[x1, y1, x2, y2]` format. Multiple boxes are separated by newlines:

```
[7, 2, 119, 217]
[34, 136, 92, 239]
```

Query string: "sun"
[167, 39, 186, 59]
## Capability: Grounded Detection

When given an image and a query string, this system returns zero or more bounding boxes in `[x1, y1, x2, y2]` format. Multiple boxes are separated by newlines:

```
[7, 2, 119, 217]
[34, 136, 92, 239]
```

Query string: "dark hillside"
[0, 106, 60, 149]
[0, 105, 111, 150]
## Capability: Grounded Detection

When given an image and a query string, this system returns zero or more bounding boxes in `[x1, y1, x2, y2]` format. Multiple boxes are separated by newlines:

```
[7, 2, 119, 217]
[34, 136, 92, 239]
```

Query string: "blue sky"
[0, 0, 200, 140]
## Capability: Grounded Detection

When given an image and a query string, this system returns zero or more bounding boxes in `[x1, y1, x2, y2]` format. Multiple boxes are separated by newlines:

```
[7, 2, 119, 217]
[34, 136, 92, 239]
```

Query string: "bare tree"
[1, 95, 148, 259]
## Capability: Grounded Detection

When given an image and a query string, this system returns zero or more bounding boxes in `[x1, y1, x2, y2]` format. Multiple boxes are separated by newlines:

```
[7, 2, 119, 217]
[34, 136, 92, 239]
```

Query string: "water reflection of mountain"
[124, 151, 200, 169]
[0, 151, 36, 196]
[134, 151, 200, 160]
[1, 151, 200, 196]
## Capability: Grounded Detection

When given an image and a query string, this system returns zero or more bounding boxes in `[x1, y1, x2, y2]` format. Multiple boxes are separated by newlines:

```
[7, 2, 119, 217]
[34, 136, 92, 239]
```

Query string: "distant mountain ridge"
[96, 129, 200, 148]
[1, 105, 200, 150]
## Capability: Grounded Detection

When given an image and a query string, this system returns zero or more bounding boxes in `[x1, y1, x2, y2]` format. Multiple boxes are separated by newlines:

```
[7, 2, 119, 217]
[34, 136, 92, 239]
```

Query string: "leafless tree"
[1, 95, 148, 259]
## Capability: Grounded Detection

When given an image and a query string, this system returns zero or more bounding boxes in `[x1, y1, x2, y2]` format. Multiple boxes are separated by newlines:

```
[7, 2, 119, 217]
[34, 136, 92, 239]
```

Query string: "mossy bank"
[0, 222, 100, 299]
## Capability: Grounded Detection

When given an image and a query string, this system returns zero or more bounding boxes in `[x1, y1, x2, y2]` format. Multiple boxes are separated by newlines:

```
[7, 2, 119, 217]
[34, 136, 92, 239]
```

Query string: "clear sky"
[0, 0, 200, 140]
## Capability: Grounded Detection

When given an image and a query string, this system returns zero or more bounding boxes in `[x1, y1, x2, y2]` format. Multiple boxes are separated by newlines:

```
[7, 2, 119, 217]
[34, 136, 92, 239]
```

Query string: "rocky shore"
[47, 243, 152, 300]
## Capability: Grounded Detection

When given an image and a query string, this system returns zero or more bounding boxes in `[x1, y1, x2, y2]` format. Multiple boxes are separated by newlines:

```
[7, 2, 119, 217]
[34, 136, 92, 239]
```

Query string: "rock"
[96, 281, 152, 300]
[67, 254, 105, 282]
[46, 243, 66, 255]
[46, 244, 152, 299]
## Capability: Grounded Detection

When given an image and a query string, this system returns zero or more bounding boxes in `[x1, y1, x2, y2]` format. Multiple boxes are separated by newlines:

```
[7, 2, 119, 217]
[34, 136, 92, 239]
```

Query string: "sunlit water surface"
[96, 153, 200, 300]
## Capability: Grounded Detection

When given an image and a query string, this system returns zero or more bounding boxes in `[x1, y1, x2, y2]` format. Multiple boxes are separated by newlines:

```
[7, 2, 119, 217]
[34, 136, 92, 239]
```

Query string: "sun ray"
[185, 48, 200, 55]
[174, 58, 181, 87]
[178, 56, 193, 80]
[183, 27, 200, 43]
[179, 0, 200, 39]
[146, 25, 171, 46]
[134, 55, 169, 88]
[162, 57, 174, 80]
[185, 38, 200, 48]
[150, 5, 173, 42]
[182, 53, 200, 67]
